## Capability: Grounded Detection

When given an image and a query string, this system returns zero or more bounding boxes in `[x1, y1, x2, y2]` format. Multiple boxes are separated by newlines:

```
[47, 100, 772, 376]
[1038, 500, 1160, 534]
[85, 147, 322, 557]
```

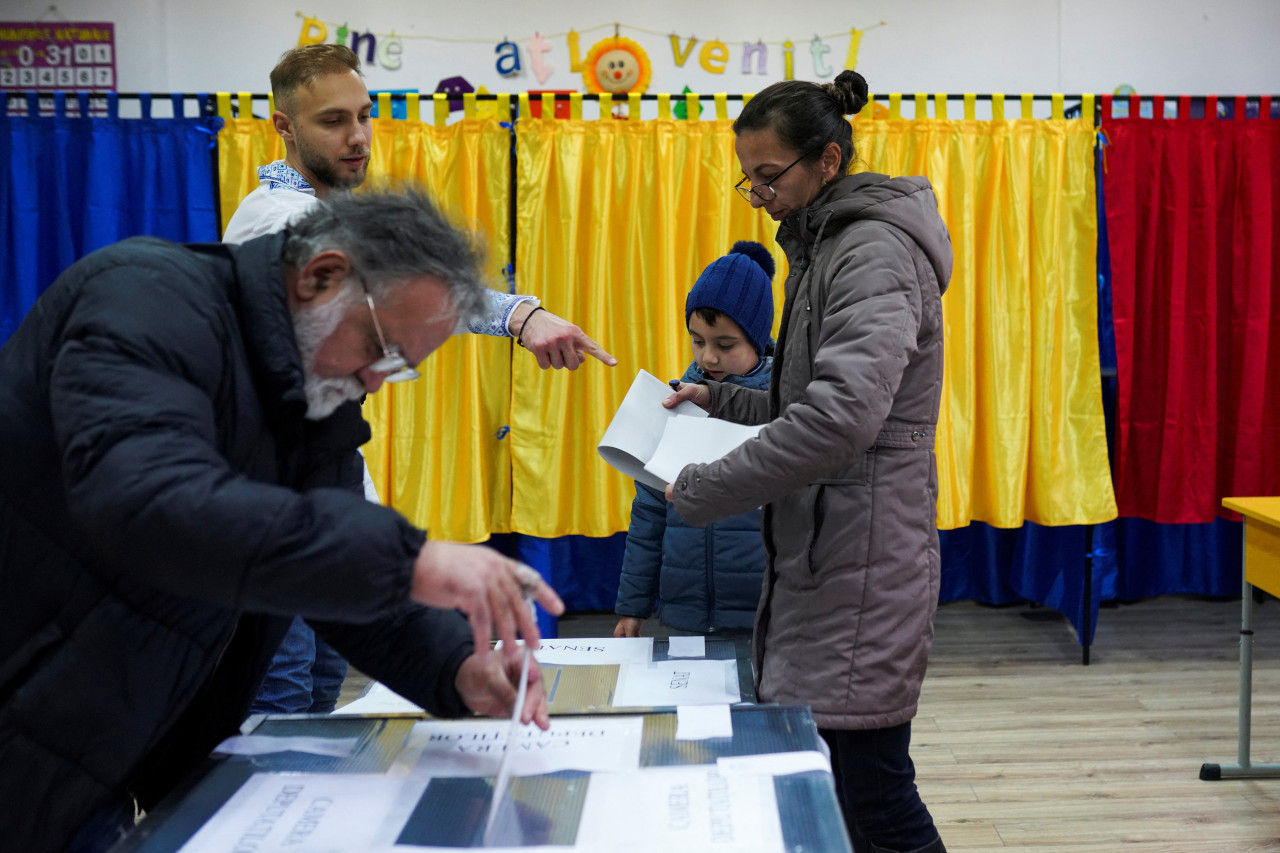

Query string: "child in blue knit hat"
[615, 241, 775, 638]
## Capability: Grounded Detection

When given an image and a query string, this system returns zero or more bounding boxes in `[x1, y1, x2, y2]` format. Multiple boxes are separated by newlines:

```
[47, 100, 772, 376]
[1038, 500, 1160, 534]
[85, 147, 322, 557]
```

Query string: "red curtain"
[1104, 94, 1280, 524]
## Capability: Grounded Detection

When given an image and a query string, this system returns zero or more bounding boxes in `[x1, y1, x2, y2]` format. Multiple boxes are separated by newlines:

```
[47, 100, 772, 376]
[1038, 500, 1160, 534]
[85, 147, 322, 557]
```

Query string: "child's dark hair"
[692, 306, 726, 327]
[733, 70, 869, 174]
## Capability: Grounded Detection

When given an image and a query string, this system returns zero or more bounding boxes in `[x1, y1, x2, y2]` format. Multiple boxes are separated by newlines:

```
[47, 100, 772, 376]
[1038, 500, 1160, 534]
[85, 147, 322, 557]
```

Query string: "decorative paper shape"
[528, 32, 553, 84]
[473, 85, 499, 119]
[495, 40, 521, 76]
[434, 75, 474, 112]
[567, 30, 582, 71]
[810, 35, 832, 77]
[845, 28, 863, 70]
[297, 17, 327, 46]
[669, 34, 697, 68]
[672, 85, 702, 120]
[581, 35, 652, 95]
[698, 40, 728, 74]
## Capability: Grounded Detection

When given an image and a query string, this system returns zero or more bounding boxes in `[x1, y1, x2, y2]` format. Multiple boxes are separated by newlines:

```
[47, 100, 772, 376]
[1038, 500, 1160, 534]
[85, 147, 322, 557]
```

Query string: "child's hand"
[664, 381, 711, 412]
[614, 617, 645, 638]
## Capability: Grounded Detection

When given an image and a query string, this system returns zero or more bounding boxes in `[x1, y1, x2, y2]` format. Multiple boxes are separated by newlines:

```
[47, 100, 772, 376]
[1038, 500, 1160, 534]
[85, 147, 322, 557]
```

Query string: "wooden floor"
[914, 597, 1280, 852]
[341, 595, 1280, 851]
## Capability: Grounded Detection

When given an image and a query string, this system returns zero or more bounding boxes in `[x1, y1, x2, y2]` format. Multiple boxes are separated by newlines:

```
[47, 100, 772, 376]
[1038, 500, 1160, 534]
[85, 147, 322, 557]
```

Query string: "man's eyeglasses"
[359, 278, 420, 383]
[734, 151, 810, 202]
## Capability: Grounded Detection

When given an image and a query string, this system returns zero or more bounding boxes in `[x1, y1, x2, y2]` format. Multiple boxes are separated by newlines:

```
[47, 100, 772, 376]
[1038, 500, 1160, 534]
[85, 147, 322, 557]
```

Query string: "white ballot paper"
[676, 703, 734, 740]
[666, 635, 705, 658]
[177, 773, 426, 853]
[401, 715, 644, 779]
[331, 681, 423, 716]
[643, 414, 763, 486]
[613, 659, 740, 707]
[212, 735, 358, 758]
[597, 369, 709, 491]
[575, 765, 785, 853]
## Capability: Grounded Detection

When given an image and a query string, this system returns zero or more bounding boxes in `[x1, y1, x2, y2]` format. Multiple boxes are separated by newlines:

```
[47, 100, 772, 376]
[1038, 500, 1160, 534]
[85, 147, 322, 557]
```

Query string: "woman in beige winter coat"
[664, 70, 952, 853]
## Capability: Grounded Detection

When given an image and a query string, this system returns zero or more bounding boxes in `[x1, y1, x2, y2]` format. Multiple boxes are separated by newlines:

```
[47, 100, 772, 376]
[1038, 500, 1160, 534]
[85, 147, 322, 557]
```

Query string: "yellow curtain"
[216, 115, 512, 542]
[362, 117, 513, 542]
[218, 99, 1116, 540]
[854, 114, 1117, 528]
[216, 117, 284, 236]
[511, 114, 782, 537]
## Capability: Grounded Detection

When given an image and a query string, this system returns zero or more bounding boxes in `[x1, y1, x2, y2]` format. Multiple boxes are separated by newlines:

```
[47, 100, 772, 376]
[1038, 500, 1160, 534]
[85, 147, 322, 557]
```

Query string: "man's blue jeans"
[251, 616, 348, 714]
[820, 722, 942, 853]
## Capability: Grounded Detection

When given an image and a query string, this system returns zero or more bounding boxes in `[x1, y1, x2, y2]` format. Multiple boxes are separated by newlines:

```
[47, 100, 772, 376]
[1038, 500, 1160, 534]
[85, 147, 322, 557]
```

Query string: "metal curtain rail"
[7, 90, 1279, 102]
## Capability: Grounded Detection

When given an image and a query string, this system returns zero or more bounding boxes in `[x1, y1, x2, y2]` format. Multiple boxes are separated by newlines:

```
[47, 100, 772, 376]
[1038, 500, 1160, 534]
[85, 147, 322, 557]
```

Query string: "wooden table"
[1201, 496, 1280, 780]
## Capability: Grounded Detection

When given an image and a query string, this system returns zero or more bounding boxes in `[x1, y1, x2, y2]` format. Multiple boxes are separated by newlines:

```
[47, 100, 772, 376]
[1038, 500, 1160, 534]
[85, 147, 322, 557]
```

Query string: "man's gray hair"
[282, 186, 487, 322]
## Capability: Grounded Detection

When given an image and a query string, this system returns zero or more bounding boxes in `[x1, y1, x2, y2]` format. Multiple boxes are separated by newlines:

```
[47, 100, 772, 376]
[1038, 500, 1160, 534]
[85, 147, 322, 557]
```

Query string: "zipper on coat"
[704, 526, 715, 631]
[808, 485, 825, 575]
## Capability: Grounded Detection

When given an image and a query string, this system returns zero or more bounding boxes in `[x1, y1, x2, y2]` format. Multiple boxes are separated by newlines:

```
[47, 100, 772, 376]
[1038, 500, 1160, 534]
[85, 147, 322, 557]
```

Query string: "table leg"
[1201, 523, 1280, 779]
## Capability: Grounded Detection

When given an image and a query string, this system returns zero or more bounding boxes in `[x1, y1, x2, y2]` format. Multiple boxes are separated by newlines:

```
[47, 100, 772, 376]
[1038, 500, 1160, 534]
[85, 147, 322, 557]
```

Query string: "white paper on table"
[598, 369, 709, 491]
[331, 681, 424, 716]
[362, 848, 567, 853]
[643, 414, 764, 485]
[613, 659, 740, 707]
[676, 704, 733, 740]
[399, 715, 644, 780]
[716, 750, 832, 777]
[176, 773, 426, 853]
[575, 765, 785, 853]
[666, 635, 705, 658]
[211, 735, 358, 758]
[494, 636, 654, 665]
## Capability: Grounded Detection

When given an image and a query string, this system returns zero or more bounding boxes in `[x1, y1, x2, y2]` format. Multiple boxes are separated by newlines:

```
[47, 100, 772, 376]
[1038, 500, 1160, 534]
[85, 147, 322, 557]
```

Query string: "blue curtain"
[1, 91, 220, 344]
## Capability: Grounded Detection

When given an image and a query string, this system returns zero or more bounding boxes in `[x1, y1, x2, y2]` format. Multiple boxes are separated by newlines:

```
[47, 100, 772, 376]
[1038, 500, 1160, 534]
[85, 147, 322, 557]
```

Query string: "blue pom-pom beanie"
[685, 240, 775, 356]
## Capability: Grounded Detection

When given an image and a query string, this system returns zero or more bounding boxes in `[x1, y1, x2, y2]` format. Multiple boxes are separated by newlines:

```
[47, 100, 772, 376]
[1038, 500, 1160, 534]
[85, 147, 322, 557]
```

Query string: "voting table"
[1201, 496, 1280, 781]
[108, 636, 852, 852]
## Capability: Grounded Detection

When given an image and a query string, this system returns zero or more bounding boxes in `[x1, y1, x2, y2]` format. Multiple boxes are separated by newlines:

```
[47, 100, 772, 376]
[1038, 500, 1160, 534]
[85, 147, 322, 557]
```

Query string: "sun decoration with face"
[581, 36, 652, 95]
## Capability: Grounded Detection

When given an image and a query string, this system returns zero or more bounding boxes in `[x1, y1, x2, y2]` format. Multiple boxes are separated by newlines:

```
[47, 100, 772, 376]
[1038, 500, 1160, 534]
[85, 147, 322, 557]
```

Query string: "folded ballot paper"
[597, 369, 763, 491]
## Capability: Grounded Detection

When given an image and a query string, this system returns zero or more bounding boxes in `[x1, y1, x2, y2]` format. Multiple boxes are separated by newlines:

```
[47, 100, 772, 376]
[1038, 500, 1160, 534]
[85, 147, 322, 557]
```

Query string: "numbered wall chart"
[0, 22, 116, 92]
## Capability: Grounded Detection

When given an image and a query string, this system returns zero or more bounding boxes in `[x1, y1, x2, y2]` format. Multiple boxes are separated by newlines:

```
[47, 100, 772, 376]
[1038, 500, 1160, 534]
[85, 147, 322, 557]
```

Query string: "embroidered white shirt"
[222, 160, 535, 337]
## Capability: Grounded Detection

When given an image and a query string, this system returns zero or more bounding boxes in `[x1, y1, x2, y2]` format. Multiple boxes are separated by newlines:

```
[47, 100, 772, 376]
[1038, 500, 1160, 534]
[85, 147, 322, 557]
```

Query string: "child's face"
[689, 312, 759, 381]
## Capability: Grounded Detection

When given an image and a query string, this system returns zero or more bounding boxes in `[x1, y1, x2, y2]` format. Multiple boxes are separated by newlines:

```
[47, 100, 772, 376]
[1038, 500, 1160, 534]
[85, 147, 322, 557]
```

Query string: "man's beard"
[292, 288, 366, 420]
[297, 137, 369, 191]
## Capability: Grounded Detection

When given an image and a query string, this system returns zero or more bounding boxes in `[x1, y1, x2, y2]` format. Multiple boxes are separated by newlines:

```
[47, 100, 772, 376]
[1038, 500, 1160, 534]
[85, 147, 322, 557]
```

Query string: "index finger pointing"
[576, 332, 616, 367]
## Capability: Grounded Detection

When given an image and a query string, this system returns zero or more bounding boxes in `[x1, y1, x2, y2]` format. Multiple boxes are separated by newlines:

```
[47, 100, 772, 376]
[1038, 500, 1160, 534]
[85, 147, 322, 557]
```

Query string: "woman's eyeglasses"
[733, 151, 810, 202]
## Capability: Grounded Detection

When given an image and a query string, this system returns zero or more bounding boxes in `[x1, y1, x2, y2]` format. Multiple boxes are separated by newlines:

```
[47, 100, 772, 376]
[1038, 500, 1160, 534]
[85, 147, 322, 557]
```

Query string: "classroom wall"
[4, 0, 1276, 102]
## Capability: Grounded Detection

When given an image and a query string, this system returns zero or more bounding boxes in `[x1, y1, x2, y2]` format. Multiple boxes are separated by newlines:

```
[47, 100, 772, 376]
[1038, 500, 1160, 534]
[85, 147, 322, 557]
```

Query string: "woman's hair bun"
[824, 70, 869, 115]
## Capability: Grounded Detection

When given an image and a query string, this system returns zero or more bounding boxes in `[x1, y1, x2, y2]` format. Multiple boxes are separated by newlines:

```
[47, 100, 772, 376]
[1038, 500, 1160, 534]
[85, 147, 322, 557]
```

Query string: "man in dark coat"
[0, 187, 563, 852]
